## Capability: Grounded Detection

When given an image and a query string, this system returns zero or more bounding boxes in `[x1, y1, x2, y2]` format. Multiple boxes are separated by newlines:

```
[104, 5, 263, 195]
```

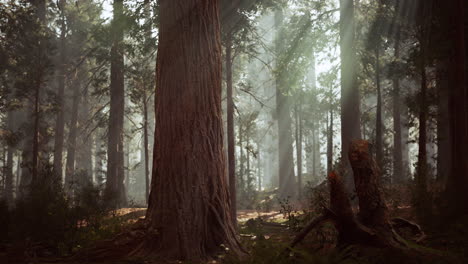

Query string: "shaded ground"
[2, 207, 467, 264]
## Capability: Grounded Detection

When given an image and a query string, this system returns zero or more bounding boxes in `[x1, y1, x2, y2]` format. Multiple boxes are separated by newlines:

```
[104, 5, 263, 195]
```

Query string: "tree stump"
[290, 140, 421, 250]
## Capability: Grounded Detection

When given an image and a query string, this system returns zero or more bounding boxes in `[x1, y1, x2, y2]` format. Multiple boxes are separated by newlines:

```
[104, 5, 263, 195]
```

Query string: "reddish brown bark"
[290, 140, 414, 250]
[349, 140, 389, 228]
[143, 0, 243, 260]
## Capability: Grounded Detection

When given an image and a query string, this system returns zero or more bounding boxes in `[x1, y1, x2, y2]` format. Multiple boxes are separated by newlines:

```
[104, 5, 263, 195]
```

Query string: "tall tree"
[275, 8, 296, 198]
[142, 0, 243, 260]
[53, 0, 67, 182]
[392, 27, 404, 183]
[222, 5, 236, 222]
[446, 0, 468, 217]
[31, 0, 47, 185]
[105, 0, 126, 207]
[340, 0, 361, 187]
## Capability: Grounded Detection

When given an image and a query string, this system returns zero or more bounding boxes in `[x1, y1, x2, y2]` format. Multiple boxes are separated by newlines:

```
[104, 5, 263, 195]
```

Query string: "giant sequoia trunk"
[340, 0, 361, 188]
[446, 0, 468, 216]
[275, 9, 296, 198]
[105, 0, 126, 207]
[143, 0, 242, 260]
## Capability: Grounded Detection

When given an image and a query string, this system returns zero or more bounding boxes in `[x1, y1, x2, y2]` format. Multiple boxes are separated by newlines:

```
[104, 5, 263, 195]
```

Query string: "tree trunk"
[65, 77, 80, 195]
[416, 42, 429, 220]
[105, 0, 126, 207]
[340, 0, 361, 188]
[275, 8, 296, 198]
[31, 0, 46, 186]
[375, 48, 383, 169]
[5, 111, 15, 204]
[143, 92, 150, 204]
[226, 32, 237, 224]
[295, 103, 303, 197]
[238, 121, 244, 194]
[53, 0, 67, 183]
[327, 95, 334, 175]
[446, 0, 468, 216]
[392, 28, 404, 184]
[143, 0, 243, 260]
[436, 60, 450, 183]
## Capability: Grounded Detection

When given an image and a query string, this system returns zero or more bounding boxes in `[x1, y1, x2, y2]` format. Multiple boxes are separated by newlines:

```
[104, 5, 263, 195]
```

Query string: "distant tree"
[105, 0, 126, 207]
[340, 0, 361, 188]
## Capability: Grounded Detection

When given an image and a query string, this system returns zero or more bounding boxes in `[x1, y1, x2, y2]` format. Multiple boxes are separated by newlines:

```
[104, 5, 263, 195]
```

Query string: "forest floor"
[2, 206, 468, 264]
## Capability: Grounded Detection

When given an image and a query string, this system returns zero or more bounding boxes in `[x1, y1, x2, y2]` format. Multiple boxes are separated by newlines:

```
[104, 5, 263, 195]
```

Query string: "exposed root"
[288, 140, 426, 253]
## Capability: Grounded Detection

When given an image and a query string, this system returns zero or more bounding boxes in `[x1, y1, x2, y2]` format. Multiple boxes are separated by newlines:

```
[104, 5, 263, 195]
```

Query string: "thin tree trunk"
[340, 0, 361, 189]
[106, 0, 126, 207]
[327, 93, 334, 175]
[144, 0, 243, 259]
[295, 103, 303, 197]
[65, 77, 80, 194]
[30, 0, 46, 186]
[239, 121, 244, 194]
[375, 48, 383, 168]
[143, 93, 150, 204]
[53, 0, 67, 182]
[5, 111, 15, 204]
[416, 42, 429, 220]
[392, 28, 404, 184]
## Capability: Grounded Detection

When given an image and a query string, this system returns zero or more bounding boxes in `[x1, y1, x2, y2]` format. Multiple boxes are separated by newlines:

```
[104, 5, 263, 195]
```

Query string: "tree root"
[288, 140, 426, 253]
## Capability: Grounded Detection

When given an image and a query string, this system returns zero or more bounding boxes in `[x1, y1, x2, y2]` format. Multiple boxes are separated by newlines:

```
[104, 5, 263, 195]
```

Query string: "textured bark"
[290, 141, 410, 250]
[446, 0, 468, 216]
[392, 28, 404, 183]
[105, 0, 126, 207]
[225, 32, 237, 224]
[349, 140, 389, 228]
[53, 0, 67, 182]
[143, 0, 243, 260]
[275, 9, 296, 198]
[340, 0, 361, 188]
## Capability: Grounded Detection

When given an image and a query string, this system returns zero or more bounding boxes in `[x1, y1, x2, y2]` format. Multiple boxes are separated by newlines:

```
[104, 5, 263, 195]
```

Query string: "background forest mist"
[0, 0, 461, 211]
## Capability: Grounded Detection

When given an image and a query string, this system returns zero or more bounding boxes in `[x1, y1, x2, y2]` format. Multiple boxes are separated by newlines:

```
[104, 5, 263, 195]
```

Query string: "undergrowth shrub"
[5, 166, 129, 256]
